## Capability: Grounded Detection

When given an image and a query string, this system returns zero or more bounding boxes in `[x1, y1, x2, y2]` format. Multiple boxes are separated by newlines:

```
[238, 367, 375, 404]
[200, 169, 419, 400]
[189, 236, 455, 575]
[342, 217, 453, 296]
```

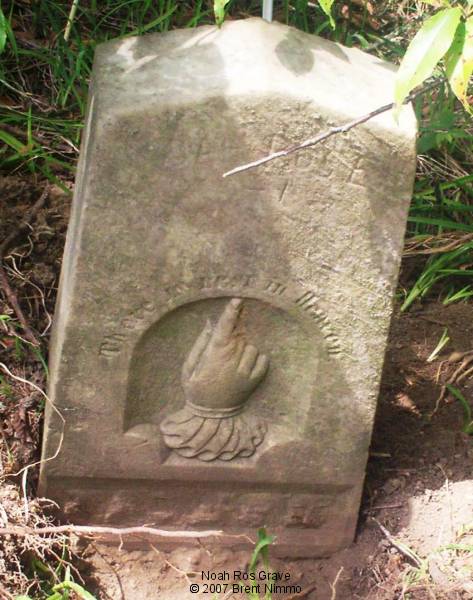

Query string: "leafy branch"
[394, 0, 473, 113]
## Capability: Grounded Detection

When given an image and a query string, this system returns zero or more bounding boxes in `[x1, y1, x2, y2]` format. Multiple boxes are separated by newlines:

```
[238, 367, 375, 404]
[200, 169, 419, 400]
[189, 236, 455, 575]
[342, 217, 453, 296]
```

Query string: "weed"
[14, 564, 97, 600]
[13, 335, 25, 361]
[401, 241, 473, 311]
[0, 374, 13, 399]
[427, 327, 450, 362]
[0, 0, 237, 184]
[236, 528, 275, 600]
[443, 283, 473, 304]
[409, 173, 473, 237]
[400, 523, 473, 597]
[32, 345, 49, 380]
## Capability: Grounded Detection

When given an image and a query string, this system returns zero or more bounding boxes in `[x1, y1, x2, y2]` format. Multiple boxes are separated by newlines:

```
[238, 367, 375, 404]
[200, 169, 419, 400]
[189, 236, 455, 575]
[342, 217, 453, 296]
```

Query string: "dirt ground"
[1, 174, 472, 599]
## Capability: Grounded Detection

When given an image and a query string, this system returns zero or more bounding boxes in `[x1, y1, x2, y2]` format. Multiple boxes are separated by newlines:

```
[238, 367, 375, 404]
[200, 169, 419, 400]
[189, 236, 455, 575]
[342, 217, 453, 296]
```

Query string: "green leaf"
[407, 216, 473, 232]
[421, 0, 451, 6]
[213, 0, 231, 27]
[395, 7, 462, 108]
[445, 16, 473, 112]
[53, 582, 97, 600]
[248, 527, 275, 574]
[0, 129, 26, 152]
[317, 0, 336, 28]
[0, 7, 7, 54]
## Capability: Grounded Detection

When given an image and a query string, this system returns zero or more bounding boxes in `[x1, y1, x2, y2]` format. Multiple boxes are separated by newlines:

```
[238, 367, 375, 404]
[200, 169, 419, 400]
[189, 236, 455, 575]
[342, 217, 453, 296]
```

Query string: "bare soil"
[1, 175, 472, 599]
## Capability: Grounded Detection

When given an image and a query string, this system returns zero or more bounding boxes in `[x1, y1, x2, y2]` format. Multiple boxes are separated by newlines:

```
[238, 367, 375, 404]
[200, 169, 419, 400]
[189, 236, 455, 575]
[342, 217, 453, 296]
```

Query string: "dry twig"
[434, 353, 473, 412]
[373, 518, 422, 568]
[404, 233, 473, 257]
[0, 581, 15, 600]
[330, 567, 344, 600]
[0, 523, 243, 541]
[64, 0, 80, 42]
[223, 81, 441, 177]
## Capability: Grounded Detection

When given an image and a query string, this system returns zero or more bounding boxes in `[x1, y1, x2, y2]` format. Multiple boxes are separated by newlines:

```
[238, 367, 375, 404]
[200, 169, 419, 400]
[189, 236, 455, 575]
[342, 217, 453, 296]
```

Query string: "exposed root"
[329, 567, 344, 600]
[0, 523, 251, 542]
[433, 351, 473, 415]
[0, 482, 75, 597]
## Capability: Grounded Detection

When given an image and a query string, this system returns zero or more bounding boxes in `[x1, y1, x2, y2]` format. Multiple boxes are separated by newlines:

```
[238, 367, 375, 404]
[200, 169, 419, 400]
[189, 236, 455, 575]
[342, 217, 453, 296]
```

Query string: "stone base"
[46, 476, 362, 557]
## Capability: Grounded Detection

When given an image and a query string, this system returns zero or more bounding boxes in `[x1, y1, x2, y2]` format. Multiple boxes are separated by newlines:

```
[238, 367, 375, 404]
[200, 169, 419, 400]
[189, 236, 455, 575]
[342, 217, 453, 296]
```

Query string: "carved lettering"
[99, 334, 126, 357]
[284, 494, 331, 528]
[295, 291, 342, 355]
[99, 275, 343, 359]
[296, 291, 318, 309]
[278, 180, 289, 204]
[265, 281, 287, 296]
[164, 283, 188, 297]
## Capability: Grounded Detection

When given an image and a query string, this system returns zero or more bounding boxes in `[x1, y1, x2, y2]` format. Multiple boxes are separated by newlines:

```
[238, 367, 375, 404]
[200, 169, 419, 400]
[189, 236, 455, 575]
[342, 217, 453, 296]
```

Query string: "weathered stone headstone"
[40, 18, 417, 556]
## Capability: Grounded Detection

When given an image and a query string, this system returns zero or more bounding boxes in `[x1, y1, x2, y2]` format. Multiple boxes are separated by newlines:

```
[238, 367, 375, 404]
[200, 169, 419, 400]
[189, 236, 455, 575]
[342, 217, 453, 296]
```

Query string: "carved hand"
[182, 298, 269, 410]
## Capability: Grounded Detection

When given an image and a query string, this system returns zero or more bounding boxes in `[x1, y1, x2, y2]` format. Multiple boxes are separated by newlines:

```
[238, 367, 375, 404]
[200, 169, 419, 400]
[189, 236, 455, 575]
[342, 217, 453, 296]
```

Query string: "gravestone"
[40, 17, 417, 556]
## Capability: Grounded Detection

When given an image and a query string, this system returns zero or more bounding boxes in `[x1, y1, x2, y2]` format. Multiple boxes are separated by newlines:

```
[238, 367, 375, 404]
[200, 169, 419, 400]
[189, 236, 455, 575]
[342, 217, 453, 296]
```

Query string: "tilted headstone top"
[40, 18, 417, 556]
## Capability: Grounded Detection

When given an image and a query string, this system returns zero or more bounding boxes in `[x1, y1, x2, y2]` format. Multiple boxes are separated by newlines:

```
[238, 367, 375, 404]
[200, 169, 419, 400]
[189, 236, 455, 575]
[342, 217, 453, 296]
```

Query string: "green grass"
[401, 167, 473, 310]
[401, 240, 473, 311]
[238, 527, 275, 600]
[0, 1, 232, 184]
[16, 564, 97, 600]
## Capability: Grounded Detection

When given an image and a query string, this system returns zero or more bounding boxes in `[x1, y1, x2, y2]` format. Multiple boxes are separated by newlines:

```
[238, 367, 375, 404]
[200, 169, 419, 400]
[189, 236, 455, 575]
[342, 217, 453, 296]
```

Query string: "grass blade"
[407, 216, 473, 233]
[427, 328, 450, 362]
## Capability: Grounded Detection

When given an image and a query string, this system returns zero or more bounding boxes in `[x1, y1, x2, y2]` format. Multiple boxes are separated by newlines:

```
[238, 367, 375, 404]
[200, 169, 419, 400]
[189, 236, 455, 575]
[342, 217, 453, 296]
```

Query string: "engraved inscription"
[296, 291, 342, 355]
[99, 274, 342, 358]
[198, 273, 257, 290]
[160, 298, 269, 461]
[186, 492, 333, 529]
[99, 300, 159, 357]
[99, 334, 126, 358]
[284, 494, 332, 528]
[265, 281, 287, 296]
[278, 180, 289, 204]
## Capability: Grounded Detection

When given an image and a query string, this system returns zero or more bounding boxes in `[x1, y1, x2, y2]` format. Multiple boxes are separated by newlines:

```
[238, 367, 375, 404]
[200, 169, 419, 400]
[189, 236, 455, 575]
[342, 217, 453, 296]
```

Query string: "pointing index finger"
[212, 298, 242, 345]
